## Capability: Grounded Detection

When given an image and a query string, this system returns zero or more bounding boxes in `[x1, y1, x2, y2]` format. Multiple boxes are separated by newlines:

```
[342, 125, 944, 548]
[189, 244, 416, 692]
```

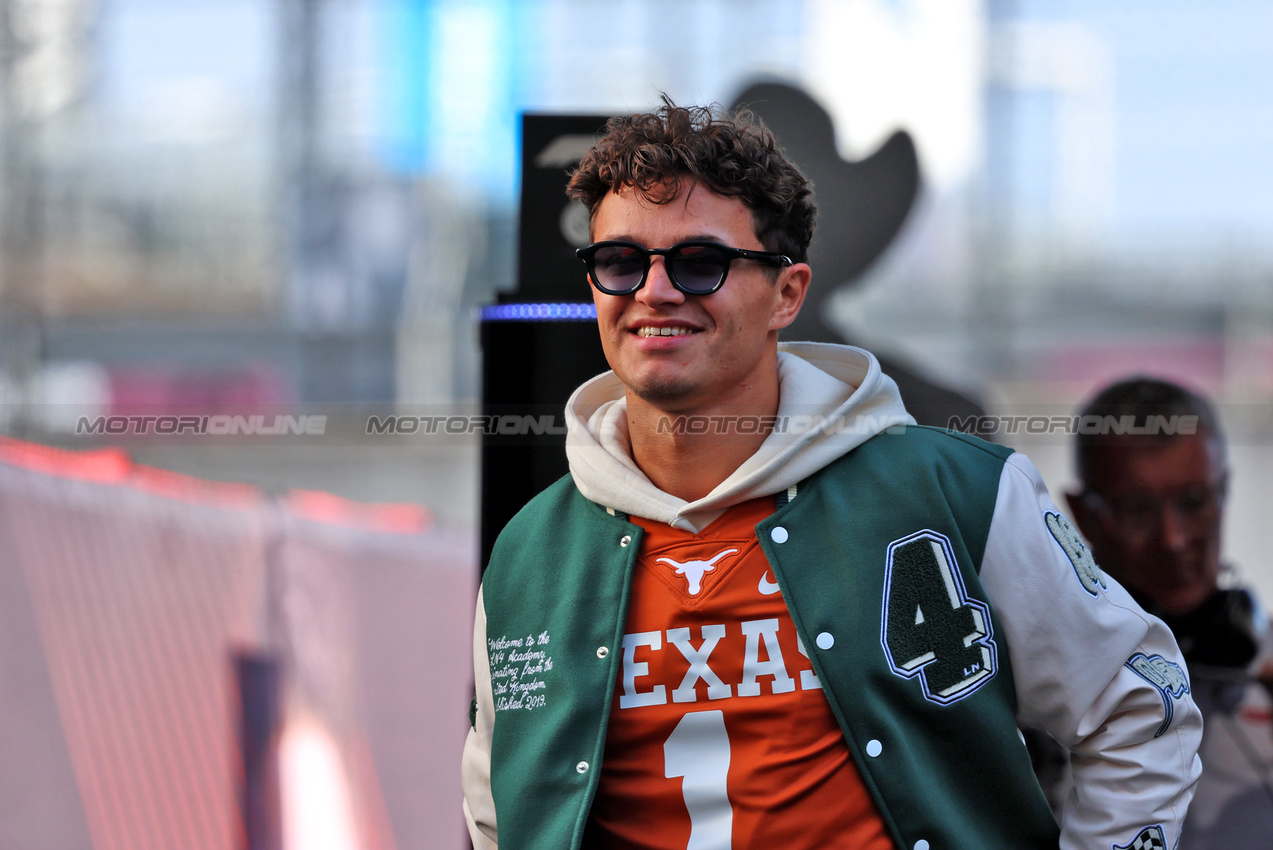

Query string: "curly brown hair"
[565, 98, 816, 263]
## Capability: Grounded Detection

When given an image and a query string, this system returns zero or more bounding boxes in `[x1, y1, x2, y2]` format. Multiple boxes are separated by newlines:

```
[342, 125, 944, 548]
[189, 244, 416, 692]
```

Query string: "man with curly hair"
[462, 100, 1201, 850]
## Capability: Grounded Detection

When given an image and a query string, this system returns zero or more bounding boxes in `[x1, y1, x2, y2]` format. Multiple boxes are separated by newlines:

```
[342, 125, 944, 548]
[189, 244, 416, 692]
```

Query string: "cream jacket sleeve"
[980, 453, 1203, 850]
[462, 585, 498, 849]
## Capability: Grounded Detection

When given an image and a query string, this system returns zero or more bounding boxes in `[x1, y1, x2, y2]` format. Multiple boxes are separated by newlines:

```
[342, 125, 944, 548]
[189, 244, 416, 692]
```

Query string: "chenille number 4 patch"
[881, 530, 998, 704]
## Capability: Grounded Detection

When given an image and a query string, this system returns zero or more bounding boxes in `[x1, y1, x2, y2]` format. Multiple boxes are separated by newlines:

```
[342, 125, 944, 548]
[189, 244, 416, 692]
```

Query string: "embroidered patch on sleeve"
[1112, 824, 1166, 850]
[1045, 511, 1107, 596]
[880, 530, 997, 705]
[1126, 653, 1190, 737]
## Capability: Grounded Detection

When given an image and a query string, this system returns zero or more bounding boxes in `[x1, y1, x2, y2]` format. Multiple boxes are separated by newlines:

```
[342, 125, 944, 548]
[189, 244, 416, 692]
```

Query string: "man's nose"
[1158, 502, 1193, 552]
[634, 256, 685, 306]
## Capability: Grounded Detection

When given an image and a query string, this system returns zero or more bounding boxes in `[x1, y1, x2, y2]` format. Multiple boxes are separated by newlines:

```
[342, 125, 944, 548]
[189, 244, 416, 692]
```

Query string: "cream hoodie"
[564, 342, 913, 531]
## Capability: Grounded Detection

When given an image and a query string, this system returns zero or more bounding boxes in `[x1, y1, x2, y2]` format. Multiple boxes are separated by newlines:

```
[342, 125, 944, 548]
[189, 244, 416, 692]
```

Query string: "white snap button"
[596, 646, 609, 659]
[816, 632, 834, 650]
[770, 526, 789, 544]
[619, 535, 632, 548]
[914, 842, 929, 850]
[866, 739, 882, 758]
[576, 761, 589, 774]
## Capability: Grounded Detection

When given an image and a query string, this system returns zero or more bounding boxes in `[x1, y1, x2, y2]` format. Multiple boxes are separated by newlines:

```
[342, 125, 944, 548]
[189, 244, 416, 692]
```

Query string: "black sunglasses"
[576, 240, 793, 296]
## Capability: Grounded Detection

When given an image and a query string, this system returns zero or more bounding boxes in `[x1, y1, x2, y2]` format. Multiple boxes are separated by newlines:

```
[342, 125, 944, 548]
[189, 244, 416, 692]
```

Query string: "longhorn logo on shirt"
[657, 548, 738, 596]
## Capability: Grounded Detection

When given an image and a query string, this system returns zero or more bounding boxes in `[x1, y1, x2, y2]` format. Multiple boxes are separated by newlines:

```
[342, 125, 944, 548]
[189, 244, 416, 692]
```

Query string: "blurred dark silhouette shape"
[732, 81, 986, 429]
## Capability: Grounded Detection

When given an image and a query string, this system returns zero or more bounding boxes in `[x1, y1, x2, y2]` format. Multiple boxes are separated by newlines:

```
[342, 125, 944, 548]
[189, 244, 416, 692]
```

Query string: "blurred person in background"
[462, 100, 1201, 850]
[1066, 376, 1273, 848]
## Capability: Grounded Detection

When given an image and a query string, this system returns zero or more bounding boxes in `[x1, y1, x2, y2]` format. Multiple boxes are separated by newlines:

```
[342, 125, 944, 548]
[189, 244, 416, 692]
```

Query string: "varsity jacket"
[462, 342, 1203, 850]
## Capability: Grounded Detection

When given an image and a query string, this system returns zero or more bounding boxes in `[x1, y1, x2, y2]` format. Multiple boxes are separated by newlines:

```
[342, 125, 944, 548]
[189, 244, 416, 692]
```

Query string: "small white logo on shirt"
[657, 549, 738, 596]
[758, 571, 781, 596]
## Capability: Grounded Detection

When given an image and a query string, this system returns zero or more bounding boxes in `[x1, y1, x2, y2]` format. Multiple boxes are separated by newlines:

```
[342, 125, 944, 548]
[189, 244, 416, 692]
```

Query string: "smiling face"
[588, 180, 808, 419]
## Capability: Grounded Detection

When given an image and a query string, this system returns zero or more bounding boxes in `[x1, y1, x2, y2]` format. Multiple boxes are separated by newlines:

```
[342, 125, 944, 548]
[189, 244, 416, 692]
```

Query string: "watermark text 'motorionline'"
[76, 414, 328, 436]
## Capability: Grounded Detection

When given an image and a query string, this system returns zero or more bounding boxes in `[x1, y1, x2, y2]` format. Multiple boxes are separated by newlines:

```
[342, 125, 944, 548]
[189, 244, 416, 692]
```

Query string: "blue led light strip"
[480, 303, 598, 322]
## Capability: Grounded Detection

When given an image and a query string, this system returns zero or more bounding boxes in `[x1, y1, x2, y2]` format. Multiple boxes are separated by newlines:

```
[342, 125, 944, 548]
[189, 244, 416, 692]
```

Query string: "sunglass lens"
[592, 245, 645, 292]
[670, 245, 727, 292]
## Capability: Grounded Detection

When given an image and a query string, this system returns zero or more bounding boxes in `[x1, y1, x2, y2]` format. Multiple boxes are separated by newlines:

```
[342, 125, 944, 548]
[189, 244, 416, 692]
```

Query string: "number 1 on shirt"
[663, 709, 733, 849]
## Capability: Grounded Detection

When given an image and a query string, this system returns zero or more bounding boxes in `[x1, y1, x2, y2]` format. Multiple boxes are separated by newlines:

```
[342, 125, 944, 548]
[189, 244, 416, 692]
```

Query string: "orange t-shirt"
[586, 497, 895, 849]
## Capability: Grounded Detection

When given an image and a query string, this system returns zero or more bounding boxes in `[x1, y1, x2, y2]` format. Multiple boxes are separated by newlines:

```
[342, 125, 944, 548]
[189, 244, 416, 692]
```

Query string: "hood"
[565, 342, 915, 532]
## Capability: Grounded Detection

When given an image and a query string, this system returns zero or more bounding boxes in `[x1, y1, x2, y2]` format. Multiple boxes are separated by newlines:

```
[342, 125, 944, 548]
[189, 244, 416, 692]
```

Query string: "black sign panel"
[510, 113, 611, 303]
[480, 113, 615, 569]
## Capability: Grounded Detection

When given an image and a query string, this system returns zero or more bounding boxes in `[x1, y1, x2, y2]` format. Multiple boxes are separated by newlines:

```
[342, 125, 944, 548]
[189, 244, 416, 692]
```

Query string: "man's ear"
[770, 263, 812, 332]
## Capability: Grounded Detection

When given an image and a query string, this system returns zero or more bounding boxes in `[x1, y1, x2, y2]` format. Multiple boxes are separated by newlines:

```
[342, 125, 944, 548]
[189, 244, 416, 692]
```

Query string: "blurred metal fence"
[0, 436, 474, 850]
